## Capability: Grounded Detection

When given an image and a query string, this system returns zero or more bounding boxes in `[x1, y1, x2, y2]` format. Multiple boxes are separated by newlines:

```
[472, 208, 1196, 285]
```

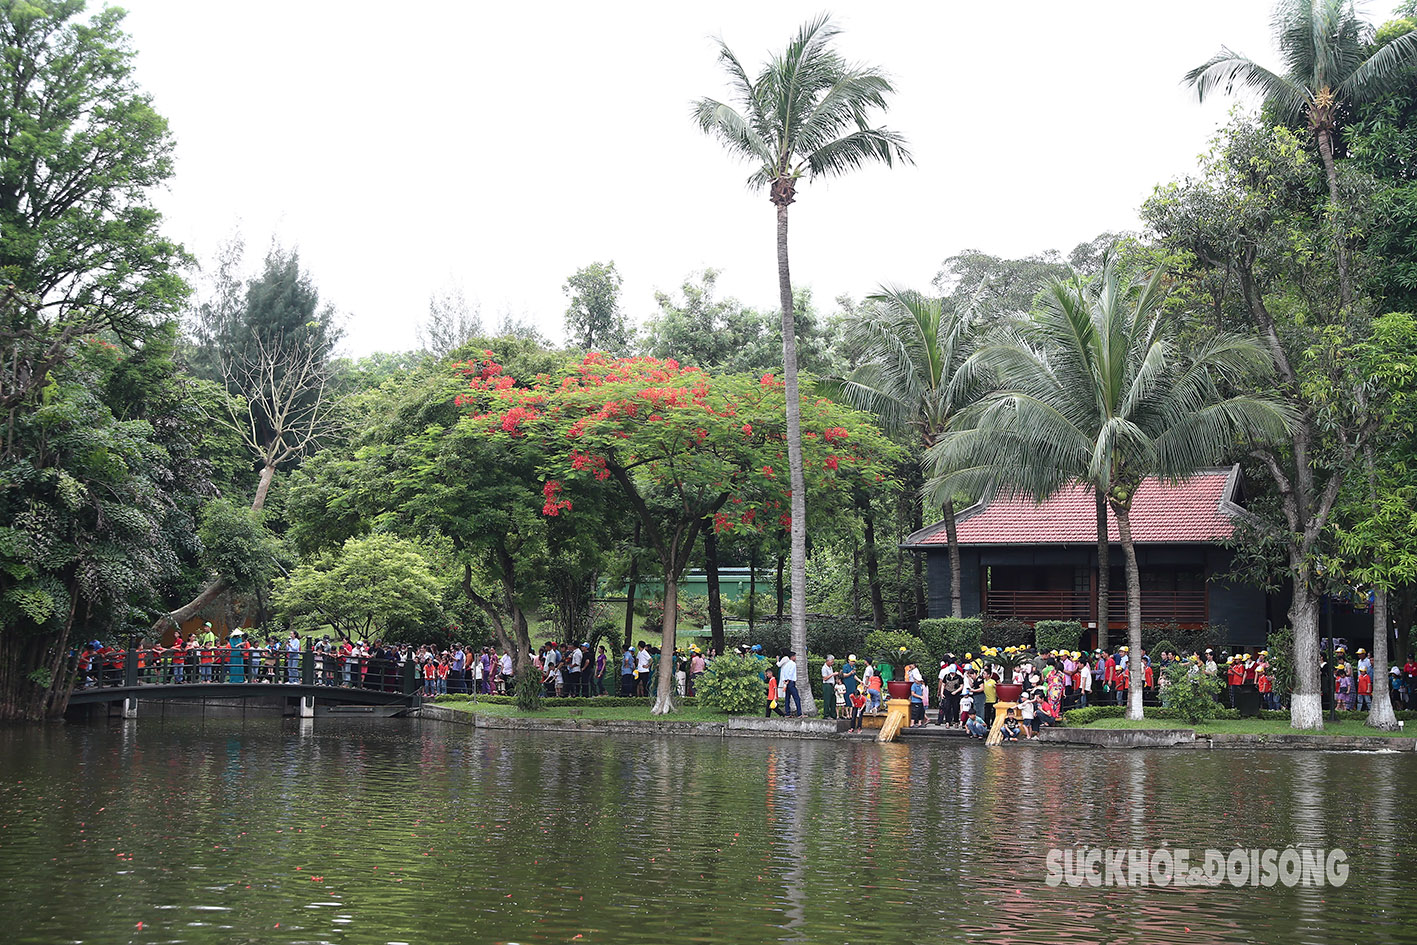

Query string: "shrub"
[513, 663, 544, 712]
[1034, 620, 1085, 655]
[980, 615, 1032, 648]
[918, 617, 981, 661]
[1151, 638, 1179, 658]
[1160, 662, 1224, 723]
[1266, 626, 1295, 696]
[696, 651, 766, 714]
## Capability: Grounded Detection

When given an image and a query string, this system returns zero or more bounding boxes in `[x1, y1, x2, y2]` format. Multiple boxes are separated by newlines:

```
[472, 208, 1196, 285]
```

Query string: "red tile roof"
[904, 467, 1242, 547]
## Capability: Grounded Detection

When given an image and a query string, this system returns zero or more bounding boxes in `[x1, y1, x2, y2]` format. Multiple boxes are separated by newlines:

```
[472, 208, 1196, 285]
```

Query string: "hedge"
[863, 630, 931, 675]
[1034, 620, 1085, 655]
[723, 616, 870, 658]
[434, 694, 700, 707]
[981, 616, 1033, 648]
[918, 618, 981, 661]
[1062, 705, 1242, 725]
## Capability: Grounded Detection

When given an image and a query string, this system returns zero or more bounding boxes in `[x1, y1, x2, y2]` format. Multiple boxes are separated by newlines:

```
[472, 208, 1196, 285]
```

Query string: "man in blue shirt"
[621, 645, 635, 696]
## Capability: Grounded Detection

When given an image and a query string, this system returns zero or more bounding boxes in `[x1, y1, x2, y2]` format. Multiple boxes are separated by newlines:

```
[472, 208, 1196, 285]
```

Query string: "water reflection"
[0, 719, 1415, 945]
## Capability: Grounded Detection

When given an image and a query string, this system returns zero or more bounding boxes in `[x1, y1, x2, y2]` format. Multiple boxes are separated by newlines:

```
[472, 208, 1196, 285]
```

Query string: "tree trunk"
[624, 521, 640, 651]
[863, 503, 886, 633]
[652, 570, 680, 715]
[150, 461, 276, 636]
[251, 461, 276, 513]
[704, 524, 725, 656]
[775, 200, 813, 716]
[1113, 501, 1145, 722]
[1315, 124, 1353, 310]
[942, 501, 962, 619]
[1096, 486, 1110, 652]
[1289, 579, 1324, 730]
[1365, 446, 1398, 730]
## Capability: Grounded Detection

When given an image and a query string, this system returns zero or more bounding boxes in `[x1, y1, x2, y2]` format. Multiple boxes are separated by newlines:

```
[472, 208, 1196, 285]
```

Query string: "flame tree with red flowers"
[460, 351, 895, 714]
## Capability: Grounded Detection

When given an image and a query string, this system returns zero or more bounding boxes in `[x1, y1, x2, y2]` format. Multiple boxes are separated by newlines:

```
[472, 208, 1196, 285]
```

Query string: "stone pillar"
[299, 695, 315, 718]
[122, 697, 138, 719]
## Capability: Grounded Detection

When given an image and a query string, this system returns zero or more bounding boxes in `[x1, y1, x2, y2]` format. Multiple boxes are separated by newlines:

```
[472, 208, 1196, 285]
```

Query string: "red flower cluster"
[542, 480, 572, 516]
[823, 427, 850, 443]
[570, 450, 611, 481]
[500, 405, 537, 435]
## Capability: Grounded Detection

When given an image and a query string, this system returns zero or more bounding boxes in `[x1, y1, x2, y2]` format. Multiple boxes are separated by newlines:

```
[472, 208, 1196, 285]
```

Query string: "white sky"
[111, 0, 1400, 356]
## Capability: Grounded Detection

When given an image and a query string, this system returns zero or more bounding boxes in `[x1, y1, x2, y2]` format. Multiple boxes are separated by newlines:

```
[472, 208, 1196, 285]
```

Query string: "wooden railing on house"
[981, 589, 1207, 626]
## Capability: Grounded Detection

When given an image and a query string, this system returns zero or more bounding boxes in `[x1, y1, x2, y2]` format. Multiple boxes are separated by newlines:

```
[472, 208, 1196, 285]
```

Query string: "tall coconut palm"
[1185, 0, 1417, 307]
[695, 16, 910, 711]
[929, 250, 1294, 719]
[831, 287, 985, 619]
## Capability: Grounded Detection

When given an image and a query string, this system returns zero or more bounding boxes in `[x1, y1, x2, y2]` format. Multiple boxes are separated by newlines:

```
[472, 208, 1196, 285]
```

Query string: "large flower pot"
[887, 680, 912, 701]
[995, 683, 1024, 704]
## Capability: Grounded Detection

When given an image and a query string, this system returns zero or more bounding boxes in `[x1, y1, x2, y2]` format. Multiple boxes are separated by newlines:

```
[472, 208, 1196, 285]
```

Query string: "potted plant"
[983, 645, 1030, 703]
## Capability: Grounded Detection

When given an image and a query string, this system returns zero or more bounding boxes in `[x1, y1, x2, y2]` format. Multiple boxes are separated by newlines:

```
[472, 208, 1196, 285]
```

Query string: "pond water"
[1, 717, 1414, 945]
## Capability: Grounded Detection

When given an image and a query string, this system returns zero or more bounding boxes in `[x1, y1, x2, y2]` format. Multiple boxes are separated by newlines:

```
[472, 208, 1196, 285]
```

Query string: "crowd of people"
[76, 627, 1417, 726]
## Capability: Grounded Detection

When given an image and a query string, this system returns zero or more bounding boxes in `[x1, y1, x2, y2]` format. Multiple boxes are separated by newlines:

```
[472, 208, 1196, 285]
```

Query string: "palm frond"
[804, 127, 912, 179]
[1341, 27, 1417, 103]
[1183, 49, 1308, 120]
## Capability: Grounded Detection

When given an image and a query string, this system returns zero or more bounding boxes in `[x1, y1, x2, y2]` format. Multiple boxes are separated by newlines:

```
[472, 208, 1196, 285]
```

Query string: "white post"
[122, 697, 138, 719]
[299, 695, 315, 718]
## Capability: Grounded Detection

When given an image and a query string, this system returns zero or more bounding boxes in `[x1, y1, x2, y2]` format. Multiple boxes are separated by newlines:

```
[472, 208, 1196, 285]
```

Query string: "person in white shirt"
[777, 651, 801, 716]
[635, 644, 652, 696]
[820, 655, 838, 718]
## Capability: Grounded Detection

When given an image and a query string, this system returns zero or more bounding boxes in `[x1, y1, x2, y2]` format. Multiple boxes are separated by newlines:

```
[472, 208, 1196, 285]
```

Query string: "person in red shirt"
[766, 669, 785, 718]
[1256, 661, 1275, 710]
[1226, 656, 1245, 707]
[847, 687, 868, 731]
[1356, 667, 1373, 711]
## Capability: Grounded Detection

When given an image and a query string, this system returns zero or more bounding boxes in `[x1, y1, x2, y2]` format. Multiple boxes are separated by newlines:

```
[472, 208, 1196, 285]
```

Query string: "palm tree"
[832, 287, 984, 619]
[695, 16, 910, 710]
[1185, 0, 1417, 307]
[929, 250, 1294, 719]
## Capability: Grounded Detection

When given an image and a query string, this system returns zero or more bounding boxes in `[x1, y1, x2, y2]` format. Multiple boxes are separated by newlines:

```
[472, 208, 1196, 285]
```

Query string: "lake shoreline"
[413, 704, 1416, 751]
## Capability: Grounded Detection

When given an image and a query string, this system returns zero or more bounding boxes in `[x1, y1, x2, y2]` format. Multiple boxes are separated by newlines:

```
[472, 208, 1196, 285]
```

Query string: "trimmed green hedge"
[1034, 620, 1085, 655]
[1062, 705, 1242, 725]
[918, 618, 981, 661]
[981, 616, 1033, 648]
[435, 694, 700, 707]
[864, 630, 931, 673]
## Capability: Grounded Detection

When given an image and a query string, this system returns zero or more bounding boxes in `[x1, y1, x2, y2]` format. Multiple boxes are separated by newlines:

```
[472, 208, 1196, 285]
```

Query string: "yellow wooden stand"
[985, 701, 1022, 746]
[876, 698, 911, 743]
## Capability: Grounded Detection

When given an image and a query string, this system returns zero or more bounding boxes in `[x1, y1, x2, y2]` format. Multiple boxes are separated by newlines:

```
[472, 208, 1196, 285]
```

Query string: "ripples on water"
[0, 718, 1413, 945]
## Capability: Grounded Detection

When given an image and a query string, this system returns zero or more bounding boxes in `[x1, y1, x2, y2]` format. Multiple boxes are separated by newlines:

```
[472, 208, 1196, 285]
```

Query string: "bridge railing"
[73, 647, 428, 697]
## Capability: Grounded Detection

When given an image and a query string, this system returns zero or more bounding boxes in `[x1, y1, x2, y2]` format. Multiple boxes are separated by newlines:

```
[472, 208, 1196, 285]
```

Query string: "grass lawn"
[437, 700, 734, 723]
[1080, 717, 1417, 738]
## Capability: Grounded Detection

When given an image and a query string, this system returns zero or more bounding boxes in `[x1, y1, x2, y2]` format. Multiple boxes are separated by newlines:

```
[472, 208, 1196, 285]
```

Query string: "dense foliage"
[695, 651, 766, 714]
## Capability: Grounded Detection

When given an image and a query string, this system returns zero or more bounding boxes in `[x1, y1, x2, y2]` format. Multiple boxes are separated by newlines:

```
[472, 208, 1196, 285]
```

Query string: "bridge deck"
[67, 682, 416, 707]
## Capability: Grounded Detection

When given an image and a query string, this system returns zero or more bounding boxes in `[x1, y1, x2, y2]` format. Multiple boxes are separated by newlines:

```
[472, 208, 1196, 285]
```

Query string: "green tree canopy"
[274, 533, 442, 643]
